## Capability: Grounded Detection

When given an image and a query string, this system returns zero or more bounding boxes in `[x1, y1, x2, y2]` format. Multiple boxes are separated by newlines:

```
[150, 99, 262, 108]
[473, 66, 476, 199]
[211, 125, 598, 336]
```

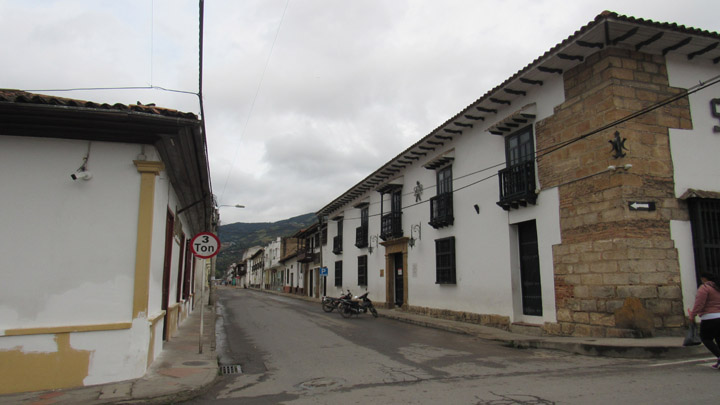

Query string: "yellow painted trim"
[3, 322, 132, 337]
[148, 310, 167, 325]
[134, 160, 166, 174]
[0, 333, 91, 395]
[132, 160, 164, 319]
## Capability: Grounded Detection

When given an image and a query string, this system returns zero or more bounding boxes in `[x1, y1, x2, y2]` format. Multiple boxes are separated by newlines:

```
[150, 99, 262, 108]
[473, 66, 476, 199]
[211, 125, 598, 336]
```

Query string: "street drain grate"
[220, 364, 242, 375]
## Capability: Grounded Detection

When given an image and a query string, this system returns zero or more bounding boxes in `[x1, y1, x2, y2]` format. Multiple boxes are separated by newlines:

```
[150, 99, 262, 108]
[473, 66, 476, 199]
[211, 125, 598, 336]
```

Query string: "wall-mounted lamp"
[408, 223, 421, 248]
[368, 235, 379, 254]
[219, 204, 246, 208]
[607, 164, 633, 172]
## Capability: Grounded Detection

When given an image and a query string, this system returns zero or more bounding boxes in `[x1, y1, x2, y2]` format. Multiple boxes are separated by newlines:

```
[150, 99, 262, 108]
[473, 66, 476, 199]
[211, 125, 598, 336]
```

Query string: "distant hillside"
[215, 212, 317, 276]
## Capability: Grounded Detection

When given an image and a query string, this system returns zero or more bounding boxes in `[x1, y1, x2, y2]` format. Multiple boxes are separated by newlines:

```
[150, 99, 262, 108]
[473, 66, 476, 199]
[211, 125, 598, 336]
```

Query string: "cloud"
[3, 0, 720, 224]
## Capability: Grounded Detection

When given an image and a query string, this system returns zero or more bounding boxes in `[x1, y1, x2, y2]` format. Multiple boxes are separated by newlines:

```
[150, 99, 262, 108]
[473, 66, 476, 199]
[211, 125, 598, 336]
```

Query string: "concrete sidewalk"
[0, 295, 219, 405]
[267, 287, 709, 360]
[378, 308, 708, 359]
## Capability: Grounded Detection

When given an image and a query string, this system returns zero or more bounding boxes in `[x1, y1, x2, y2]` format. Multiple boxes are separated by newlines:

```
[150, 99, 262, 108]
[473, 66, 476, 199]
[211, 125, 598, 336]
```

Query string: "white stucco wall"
[666, 54, 720, 306]
[0, 135, 203, 384]
[666, 54, 720, 197]
[0, 137, 142, 331]
[321, 75, 565, 324]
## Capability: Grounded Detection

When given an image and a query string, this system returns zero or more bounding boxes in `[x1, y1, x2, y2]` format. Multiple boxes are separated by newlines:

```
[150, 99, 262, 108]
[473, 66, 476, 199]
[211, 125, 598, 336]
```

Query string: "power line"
[535, 73, 720, 160]
[329, 73, 720, 224]
[218, 0, 291, 203]
[24, 86, 198, 97]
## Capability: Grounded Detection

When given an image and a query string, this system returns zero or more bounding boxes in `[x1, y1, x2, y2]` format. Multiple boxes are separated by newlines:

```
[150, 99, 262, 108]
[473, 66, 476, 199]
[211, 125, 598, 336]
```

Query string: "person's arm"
[689, 285, 709, 320]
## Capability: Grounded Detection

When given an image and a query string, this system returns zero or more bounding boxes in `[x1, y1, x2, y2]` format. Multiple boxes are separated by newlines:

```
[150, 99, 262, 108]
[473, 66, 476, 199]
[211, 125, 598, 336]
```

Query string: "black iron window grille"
[435, 237, 456, 284]
[334, 260, 343, 287]
[689, 198, 720, 280]
[358, 255, 368, 286]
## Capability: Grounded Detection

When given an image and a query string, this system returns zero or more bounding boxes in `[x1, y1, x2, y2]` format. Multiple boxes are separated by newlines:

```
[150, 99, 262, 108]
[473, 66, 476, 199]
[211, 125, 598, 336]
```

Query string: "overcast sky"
[3, 0, 720, 224]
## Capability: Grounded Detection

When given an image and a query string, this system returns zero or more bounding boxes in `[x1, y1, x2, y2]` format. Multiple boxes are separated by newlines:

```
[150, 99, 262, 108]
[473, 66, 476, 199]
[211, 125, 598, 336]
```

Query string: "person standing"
[688, 272, 720, 368]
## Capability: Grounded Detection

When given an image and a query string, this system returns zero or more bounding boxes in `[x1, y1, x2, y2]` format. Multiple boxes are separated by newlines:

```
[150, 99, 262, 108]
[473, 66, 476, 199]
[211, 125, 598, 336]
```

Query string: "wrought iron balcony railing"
[429, 192, 454, 229]
[332, 235, 343, 254]
[297, 247, 314, 263]
[380, 212, 403, 241]
[497, 160, 537, 210]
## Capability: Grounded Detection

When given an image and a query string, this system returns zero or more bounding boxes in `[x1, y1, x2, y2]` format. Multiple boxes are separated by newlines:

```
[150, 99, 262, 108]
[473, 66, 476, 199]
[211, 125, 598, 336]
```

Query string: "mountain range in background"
[215, 212, 317, 276]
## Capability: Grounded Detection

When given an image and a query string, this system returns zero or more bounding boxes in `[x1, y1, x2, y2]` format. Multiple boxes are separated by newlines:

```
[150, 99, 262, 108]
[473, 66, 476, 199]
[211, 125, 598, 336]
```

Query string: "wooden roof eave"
[316, 12, 720, 218]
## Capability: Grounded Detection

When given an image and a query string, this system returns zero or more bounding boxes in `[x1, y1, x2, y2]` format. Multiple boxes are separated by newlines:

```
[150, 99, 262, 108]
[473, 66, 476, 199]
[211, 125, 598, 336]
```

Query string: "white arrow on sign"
[628, 201, 656, 211]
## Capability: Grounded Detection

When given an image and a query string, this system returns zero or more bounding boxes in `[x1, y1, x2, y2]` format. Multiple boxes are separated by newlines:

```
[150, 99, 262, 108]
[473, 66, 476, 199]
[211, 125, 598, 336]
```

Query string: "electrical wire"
[218, 0, 291, 203]
[330, 73, 720, 224]
[24, 86, 198, 97]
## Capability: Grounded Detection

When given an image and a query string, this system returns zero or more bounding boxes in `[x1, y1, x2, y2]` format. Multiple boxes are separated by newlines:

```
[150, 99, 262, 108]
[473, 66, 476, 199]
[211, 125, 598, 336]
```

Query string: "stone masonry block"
[572, 324, 593, 337]
[617, 285, 658, 299]
[606, 300, 625, 313]
[603, 273, 641, 285]
[573, 312, 590, 323]
[574, 285, 590, 298]
[658, 286, 681, 299]
[590, 312, 616, 327]
[664, 315, 685, 328]
[580, 300, 598, 312]
[543, 322, 563, 336]
[640, 272, 673, 285]
[557, 308, 573, 322]
[581, 274, 603, 285]
[590, 286, 616, 298]
[645, 299, 672, 315]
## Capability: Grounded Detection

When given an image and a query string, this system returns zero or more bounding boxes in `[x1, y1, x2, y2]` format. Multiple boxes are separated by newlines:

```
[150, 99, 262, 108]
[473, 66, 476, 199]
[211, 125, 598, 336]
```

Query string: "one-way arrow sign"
[628, 201, 656, 211]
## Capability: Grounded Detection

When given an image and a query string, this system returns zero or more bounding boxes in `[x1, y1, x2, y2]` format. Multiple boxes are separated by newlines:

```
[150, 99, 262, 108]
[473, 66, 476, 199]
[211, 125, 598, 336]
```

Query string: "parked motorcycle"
[321, 290, 352, 313]
[338, 292, 378, 318]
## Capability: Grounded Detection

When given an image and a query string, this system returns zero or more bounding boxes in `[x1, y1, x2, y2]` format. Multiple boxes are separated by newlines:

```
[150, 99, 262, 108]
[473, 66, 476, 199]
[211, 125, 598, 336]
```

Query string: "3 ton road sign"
[190, 232, 221, 259]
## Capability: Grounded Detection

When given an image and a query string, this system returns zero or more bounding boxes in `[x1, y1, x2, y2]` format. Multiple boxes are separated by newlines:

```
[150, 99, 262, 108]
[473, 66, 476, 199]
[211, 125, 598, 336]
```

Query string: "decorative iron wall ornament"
[414, 181, 424, 202]
[710, 98, 720, 133]
[409, 223, 422, 248]
[609, 131, 628, 159]
[368, 235, 379, 254]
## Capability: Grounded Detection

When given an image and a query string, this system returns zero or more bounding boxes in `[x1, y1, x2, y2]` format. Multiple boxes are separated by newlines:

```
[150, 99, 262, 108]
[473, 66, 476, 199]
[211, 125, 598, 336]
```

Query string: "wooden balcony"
[429, 192, 453, 229]
[497, 160, 537, 210]
[297, 247, 314, 263]
[332, 235, 343, 254]
[380, 212, 403, 241]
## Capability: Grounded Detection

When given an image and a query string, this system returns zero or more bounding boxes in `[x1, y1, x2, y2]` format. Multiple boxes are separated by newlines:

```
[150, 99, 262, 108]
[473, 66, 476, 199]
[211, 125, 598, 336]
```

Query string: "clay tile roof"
[679, 189, 720, 200]
[0, 89, 198, 120]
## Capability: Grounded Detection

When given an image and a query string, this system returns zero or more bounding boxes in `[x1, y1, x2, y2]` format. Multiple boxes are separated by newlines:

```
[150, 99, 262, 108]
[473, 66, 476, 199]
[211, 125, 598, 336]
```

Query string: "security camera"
[71, 171, 93, 181]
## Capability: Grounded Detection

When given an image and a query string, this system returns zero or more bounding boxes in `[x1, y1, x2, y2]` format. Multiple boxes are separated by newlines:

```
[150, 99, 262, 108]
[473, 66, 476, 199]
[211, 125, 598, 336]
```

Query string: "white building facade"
[0, 90, 214, 394]
[317, 13, 720, 337]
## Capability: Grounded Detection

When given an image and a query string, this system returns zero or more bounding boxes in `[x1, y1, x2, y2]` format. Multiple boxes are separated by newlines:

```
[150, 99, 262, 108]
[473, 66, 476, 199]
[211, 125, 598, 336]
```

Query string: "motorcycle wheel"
[322, 302, 334, 313]
[339, 304, 353, 318]
[370, 307, 378, 318]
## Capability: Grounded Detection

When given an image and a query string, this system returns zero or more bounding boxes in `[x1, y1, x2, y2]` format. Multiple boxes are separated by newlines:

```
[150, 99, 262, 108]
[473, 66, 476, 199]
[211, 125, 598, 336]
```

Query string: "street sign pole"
[198, 259, 206, 354]
[190, 232, 221, 354]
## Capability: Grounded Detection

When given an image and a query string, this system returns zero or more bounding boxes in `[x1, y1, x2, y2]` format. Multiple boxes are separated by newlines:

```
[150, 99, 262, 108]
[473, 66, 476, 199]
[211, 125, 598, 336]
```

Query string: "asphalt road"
[185, 288, 719, 404]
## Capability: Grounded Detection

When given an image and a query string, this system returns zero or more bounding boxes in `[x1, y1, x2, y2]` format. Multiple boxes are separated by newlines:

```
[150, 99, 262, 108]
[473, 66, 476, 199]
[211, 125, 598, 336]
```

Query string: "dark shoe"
[711, 360, 720, 369]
